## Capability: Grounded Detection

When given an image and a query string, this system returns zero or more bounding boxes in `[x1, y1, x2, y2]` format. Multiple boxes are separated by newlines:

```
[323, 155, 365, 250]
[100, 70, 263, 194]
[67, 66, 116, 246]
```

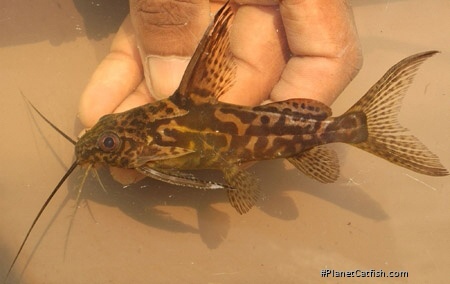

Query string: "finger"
[271, 0, 363, 105]
[110, 167, 146, 185]
[114, 80, 154, 113]
[78, 16, 144, 128]
[234, 0, 279, 5]
[221, 4, 289, 106]
[130, 0, 212, 99]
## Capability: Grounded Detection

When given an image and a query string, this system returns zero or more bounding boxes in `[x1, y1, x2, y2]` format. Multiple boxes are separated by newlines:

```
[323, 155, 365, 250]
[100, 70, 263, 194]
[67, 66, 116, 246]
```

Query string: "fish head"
[75, 111, 148, 168]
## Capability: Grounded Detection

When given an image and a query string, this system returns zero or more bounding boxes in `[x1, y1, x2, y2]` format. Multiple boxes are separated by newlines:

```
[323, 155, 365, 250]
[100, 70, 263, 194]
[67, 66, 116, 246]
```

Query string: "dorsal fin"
[173, 1, 235, 105]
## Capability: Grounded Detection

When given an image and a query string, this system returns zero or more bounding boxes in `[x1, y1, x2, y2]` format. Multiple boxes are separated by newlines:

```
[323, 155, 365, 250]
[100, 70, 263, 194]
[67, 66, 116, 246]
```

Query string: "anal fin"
[287, 146, 340, 183]
[223, 165, 260, 214]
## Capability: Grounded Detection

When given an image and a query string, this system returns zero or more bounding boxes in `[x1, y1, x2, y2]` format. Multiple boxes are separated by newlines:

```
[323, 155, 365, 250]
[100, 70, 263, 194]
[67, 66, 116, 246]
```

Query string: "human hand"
[78, 0, 362, 184]
[79, 0, 362, 125]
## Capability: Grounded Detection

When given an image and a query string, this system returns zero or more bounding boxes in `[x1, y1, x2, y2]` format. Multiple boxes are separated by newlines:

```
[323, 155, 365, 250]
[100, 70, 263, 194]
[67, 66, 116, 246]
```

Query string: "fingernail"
[144, 55, 190, 100]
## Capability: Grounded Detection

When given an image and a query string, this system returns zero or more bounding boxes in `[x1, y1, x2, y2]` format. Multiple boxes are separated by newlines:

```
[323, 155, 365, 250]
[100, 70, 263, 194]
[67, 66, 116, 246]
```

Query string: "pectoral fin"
[223, 165, 260, 214]
[287, 146, 340, 183]
[137, 166, 232, 190]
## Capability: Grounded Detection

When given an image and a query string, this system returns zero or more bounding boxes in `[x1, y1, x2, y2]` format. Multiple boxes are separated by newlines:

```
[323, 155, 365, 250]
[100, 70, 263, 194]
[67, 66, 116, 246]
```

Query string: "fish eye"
[97, 132, 121, 152]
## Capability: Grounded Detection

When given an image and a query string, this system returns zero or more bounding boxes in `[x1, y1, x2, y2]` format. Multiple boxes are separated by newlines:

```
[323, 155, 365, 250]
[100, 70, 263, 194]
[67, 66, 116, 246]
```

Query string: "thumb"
[129, 0, 211, 99]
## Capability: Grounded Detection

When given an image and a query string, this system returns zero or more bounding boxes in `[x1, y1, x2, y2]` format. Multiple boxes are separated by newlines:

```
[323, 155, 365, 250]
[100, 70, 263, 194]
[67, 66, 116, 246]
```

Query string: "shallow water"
[1, 1, 449, 283]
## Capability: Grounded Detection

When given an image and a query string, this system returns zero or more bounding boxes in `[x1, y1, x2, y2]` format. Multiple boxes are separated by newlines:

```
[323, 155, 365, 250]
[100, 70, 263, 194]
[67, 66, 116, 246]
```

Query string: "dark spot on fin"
[137, 166, 232, 190]
[223, 165, 260, 214]
[346, 50, 448, 176]
[175, 1, 235, 105]
[287, 146, 339, 183]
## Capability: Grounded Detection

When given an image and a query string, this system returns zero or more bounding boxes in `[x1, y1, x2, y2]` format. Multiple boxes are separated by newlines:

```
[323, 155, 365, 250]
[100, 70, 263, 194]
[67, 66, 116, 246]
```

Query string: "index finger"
[78, 16, 144, 128]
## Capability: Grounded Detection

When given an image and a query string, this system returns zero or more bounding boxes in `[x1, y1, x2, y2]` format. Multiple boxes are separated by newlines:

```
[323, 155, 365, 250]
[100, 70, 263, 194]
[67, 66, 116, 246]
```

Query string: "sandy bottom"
[1, 1, 449, 283]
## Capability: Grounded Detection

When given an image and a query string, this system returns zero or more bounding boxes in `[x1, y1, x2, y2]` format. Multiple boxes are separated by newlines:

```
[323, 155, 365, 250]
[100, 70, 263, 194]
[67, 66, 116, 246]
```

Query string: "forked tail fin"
[346, 51, 448, 176]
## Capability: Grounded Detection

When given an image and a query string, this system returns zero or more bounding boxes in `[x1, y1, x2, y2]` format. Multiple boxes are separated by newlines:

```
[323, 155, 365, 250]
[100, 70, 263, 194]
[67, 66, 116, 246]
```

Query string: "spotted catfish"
[75, 3, 447, 214]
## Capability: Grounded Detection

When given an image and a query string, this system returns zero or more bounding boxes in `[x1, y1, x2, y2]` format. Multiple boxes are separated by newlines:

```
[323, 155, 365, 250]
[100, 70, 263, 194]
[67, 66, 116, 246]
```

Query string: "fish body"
[77, 96, 364, 172]
[75, 3, 448, 214]
[76, 98, 352, 166]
